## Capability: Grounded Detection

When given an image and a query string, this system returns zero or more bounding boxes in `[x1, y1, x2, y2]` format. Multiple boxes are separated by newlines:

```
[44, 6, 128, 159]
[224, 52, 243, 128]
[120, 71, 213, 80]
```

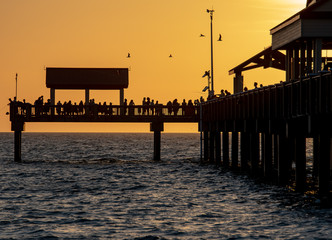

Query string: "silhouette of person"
[150, 100, 155, 115]
[128, 100, 135, 116]
[56, 101, 62, 115]
[173, 99, 179, 116]
[142, 97, 147, 115]
[220, 89, 226, 97]
[167, 101, 173, 115]
[181, 99, 187, 116]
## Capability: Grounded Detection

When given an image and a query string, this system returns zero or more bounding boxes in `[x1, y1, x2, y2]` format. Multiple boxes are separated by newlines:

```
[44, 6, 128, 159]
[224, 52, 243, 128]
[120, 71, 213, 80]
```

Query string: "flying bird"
[202, 86, 209, 92]
[127, 53, 131, 58]
[218, 34, 222, 41]
[200, 34, 205, 37]
[202, 70, 210, 78]
[169, 54, 173, 58]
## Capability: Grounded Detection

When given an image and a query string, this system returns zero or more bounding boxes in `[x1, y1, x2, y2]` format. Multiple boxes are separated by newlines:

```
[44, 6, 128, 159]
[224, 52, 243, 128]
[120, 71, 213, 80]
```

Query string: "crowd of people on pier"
[9, 96, 200, 118]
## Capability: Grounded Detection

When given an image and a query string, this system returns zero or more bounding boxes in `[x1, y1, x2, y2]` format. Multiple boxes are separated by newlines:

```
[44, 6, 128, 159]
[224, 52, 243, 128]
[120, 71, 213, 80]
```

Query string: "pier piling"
[150, 121, 164, 161]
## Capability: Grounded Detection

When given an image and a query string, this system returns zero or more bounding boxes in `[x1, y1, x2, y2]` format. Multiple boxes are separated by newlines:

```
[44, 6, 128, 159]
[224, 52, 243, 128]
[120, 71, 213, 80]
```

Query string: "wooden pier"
[8, 0, 332, 203]
[10, 103, 199, 162]
[200, 72, 332, 199]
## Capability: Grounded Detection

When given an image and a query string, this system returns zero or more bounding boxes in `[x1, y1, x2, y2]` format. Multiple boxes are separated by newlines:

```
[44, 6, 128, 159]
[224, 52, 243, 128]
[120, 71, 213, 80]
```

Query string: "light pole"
[15, 73, 18, 101]
[207, 9, 215, 97]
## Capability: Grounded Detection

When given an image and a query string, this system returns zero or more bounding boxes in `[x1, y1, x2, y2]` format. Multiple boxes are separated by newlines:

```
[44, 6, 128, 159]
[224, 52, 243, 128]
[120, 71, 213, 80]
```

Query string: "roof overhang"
[229, 46, 285, 75]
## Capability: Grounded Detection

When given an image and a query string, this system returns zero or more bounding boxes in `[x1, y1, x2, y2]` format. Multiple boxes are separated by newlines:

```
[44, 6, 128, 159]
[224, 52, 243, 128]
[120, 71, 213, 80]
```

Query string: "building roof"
[270, 0, 330, 35]
[229, 46, 285, 75]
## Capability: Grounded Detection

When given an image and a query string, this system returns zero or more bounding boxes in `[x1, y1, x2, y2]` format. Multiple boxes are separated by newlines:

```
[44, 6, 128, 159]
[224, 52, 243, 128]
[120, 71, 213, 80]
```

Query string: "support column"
[222, 132, 229, 167]
[293, 46, 300, 80]
[307, 41, 313, 74]
[300, 42, 306, 77]
[241, 132, 249, 171]
[263, 133, 273, 180]
[231, 132, 239, 169]
[85, 89, 90, 104]
[295, 135, 306, 192]
[314, 38, 322, 73]
[313, 136, 319, 180]
[273, 134, 279, 173]
[286, 48, 293, 82]
[215, 131, 221, 166]
[12, 121, 24, 163]
[14, 131, 22, 163]
[50, 88, 55, 115]
[317, 134, 331, 199]
[234, 73, 244, 93]
[250, 133, 260, 175]
[209, 131, 215, 164]
[120, 88, 124, 105]
[120, 88, 125, 115]
[150, 121, 164, 161]
[278, 133, 290, 186]
[204, 131, 209, 162]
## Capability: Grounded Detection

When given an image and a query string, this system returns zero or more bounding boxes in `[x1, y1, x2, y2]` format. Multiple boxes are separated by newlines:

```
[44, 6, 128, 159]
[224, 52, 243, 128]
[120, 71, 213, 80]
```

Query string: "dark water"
[0, 133, 332, 239]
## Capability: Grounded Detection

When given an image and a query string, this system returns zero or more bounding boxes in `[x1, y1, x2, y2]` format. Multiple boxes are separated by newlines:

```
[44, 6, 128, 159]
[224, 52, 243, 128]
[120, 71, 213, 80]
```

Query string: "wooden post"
[313, 136, 319, 180]
[317, 134, 331, 198]
[85, 89, 90, 104]
[314, 38, 322, 73]
[295, 135, 306, 192]
[120, 88, 124, 115]
[250, 133, 260, 175]
[300, 42, 306, 78]
[12, 120, 24, 162]
[150, 121, 164, 161]
[234, 73, 244, 93]
[286, 48, 293, 82]
[153, 131, 161, 161]
[215, 131, 221, 166]
[209, 131, 215, 164]
[241, 132, 249, 171]
[14, 131, 22, 163]
[50, 88, 55, 115]
[277, 133, 290, 186]
[204, 131, 209, 162]
[222, 132, 229, 167]
[263, 132, 273, 180]
[273, 134, 279, 176]
[293, 47, 300, 80]
[231, 132, 239, 169]
[307, 41, 313, 74]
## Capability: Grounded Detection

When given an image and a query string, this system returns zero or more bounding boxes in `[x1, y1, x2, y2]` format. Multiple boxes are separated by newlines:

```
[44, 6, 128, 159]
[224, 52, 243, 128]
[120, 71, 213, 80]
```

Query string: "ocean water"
[0, 133, 332, 240]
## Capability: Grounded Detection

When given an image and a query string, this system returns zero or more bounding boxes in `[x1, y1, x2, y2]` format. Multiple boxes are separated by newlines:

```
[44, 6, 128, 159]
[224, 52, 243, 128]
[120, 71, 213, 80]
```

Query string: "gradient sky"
[0, 0, 307, 132]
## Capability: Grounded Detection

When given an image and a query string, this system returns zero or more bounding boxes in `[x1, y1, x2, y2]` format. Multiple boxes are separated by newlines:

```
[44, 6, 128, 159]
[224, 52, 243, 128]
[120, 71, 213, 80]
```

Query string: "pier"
[200, 72, 332, 198]
[8, 0, 332, 202]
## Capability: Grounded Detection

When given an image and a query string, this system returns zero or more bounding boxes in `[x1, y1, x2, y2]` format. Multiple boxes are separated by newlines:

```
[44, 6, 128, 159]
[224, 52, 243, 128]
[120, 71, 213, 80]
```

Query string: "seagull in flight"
[169, 54, 173, 58]
[202, 70, 210, 78]
[200, 34, 205, 37]
[127, 53, 131, 58]
[218, 34, 222, 41]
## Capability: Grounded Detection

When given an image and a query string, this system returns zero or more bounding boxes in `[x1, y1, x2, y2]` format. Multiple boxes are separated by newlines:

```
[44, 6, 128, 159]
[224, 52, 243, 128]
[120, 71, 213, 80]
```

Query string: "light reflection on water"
[0, 133, 331, 239]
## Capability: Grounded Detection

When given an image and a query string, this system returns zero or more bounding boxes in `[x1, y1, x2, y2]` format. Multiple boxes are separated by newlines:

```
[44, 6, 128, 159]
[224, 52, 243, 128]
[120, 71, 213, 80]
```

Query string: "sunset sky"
[0, 0, 307, 132]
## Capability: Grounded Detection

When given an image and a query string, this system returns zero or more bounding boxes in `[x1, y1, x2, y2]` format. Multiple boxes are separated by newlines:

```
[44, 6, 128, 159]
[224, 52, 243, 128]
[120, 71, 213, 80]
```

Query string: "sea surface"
[0, 133, 332, 240]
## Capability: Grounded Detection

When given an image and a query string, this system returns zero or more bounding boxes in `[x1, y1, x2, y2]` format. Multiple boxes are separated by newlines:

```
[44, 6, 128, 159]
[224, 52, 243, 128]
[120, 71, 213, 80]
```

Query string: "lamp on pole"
[207, 9, 215, 98]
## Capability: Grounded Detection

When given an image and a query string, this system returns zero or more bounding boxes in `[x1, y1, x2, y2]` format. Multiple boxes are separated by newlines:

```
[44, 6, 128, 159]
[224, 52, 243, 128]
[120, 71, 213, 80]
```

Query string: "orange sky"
[0, 0, 306, 132]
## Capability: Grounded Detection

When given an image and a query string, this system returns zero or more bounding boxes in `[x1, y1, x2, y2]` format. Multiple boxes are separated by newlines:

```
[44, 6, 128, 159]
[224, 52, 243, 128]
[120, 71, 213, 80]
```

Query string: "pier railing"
[9, 103, 199, 123]
[202, 72, 332, 123]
